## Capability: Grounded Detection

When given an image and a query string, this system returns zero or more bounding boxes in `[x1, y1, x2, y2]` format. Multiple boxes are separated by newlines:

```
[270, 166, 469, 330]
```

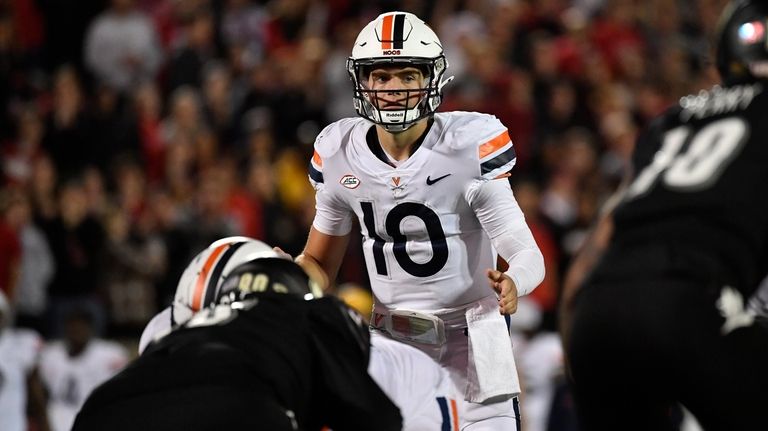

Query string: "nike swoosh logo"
[426, 173, 451, 185]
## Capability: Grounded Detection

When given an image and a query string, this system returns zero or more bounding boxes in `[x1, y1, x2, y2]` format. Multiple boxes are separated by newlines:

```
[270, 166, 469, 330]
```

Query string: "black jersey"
[595, 83, 768, 294]
[72, 295, 402, 431]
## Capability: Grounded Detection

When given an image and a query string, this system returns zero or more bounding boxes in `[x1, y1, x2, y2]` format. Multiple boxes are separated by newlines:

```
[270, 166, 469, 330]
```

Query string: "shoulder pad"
[437, 112, 508, 151]
[314, 118, 366, 159]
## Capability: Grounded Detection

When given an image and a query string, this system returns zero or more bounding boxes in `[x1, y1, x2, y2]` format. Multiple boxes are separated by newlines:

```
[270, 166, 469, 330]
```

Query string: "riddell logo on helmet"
[382, 50, 401, 55]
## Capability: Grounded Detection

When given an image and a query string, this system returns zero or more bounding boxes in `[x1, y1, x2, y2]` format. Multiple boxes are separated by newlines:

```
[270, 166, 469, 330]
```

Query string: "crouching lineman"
[72, 242, 401, 431]
[138, 236, 462, 429]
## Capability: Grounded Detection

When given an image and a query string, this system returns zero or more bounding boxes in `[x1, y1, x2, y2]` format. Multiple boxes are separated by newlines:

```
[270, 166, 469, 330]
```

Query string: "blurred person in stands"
[83, 0, 161, 94]
[102, 203, 166, 334]
[2, 105, 46, 187]
[29, 154, 58, 224]
[160, 85, 216, 169]
[201, 62, 239, 149]
[0, 290, 50, 431]
[43, 177, 106, 337]
[39, 307, 127, 431]
[562, 1, 768, 429]
[132, 81, 165, 184]
[41, 66, 95, 178]
[0, 187, 22, 302]
[220, 0, 268, 67]
[2, 187, 54, 334]
[77, 239, 401, 431]
[296, 11, 544, 430]
[167, 7, 216, 92]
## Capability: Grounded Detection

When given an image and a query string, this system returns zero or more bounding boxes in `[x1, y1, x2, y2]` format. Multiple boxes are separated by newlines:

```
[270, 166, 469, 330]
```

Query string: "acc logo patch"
[340, 174, 361, 189]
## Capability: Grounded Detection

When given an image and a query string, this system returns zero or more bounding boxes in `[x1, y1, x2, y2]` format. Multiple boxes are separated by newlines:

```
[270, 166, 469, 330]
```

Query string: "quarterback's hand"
[294, 253, 331, 292]
[273, 247, 330, 292]
[487, 269, 518, 315]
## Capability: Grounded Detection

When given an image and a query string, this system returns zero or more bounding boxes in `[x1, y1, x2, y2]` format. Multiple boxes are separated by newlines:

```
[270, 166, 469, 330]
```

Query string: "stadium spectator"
[3, 187, 54, 334]
[83, 0, 161, 94]
[0, 290, 50, 431]
[0, 187, 22, 301]
[43, 178, 106, 337]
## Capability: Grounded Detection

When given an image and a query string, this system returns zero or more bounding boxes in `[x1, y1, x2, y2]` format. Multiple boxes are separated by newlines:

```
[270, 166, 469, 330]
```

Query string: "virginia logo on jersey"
[340, 175, 361, 189]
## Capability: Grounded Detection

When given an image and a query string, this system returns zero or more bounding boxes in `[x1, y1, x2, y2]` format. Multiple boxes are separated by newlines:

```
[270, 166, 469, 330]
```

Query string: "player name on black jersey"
[679, 83, 762, 122]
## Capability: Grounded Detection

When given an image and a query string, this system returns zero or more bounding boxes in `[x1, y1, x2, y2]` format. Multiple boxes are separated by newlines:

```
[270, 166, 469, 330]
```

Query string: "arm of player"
[27, 367, 51, 431]
[467, 178, 545, 315]
[297, 226, 351, 292]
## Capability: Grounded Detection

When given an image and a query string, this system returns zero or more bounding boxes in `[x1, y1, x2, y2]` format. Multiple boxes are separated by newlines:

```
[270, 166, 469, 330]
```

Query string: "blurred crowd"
[0, 0, 727, 429]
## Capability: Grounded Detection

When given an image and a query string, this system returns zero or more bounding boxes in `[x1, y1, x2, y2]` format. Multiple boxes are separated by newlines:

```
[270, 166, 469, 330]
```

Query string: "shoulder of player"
[433, 111, 509, 152]
[1, 329, 43, 364]
[313, 117, 369, 159]
[8, 327, 43, 347]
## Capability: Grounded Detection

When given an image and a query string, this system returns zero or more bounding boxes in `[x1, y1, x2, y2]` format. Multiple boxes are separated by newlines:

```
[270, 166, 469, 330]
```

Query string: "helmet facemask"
[348, 56, 449, 132]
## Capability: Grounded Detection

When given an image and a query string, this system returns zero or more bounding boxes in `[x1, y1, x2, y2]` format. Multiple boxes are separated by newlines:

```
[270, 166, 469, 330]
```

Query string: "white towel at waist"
[372, 296, 521, 403]
[464, 295, 520, 403]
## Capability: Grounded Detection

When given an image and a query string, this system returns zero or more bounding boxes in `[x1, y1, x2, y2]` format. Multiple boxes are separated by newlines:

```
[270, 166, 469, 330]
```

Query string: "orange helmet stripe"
[381, 14, 394, 49]
[191, 243, 230, 310]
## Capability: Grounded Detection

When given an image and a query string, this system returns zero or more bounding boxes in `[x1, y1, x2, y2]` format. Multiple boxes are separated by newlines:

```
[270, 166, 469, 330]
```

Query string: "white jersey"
[310, 112, 516, 311]
[40, 339, 129, 431]
[368, 332, 460, 430]
[0, 329, 42, 431]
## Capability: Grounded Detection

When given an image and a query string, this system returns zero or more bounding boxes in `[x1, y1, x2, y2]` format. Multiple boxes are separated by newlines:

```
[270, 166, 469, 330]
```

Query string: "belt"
[370, 309, 447, 345]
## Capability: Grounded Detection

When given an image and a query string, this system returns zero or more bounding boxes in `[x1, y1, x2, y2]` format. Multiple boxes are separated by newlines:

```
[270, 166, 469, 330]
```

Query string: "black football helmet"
[716, 0, 768, 83]
[216, 258, 323, 305]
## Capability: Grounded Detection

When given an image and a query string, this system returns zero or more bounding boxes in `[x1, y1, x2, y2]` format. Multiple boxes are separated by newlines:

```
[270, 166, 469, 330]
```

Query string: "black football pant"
[566, 278, 768, 431]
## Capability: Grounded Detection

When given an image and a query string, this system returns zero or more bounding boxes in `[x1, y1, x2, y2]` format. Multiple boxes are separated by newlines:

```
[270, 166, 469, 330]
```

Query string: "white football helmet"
[347, 11, 453, 132]
[171, 236, 288, 325]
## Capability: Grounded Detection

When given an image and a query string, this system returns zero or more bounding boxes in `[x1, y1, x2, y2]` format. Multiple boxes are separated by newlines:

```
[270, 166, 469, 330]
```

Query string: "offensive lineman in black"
[72, 257, 402, 431]
[562, 1, 768, 430]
